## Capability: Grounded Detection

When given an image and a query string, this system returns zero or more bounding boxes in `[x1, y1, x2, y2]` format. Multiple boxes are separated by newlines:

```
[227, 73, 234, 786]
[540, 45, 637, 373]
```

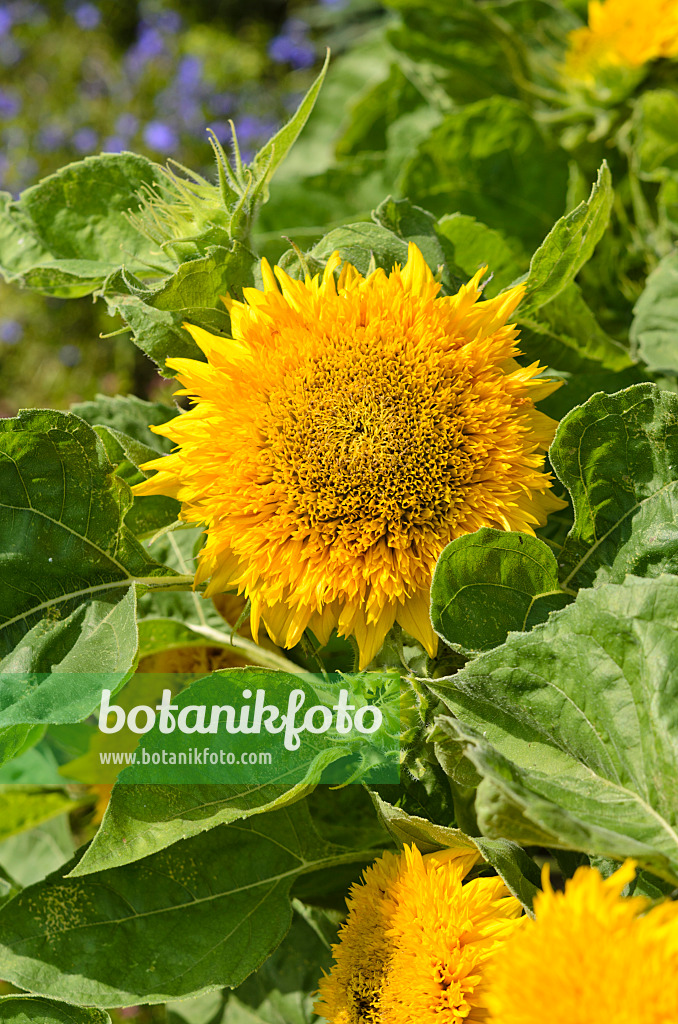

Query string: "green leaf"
[0, 726, 45, 770]
[0, 814, 75, 888]
[0, 154, 172, 296]
[0, 997, 111, 1024]
[71, 781, 314, 877]
[631, 89, 678, 182]
[371, 196, 465, 292]
[370, 791, 540, 910]
[308, 221, 410, 276]
[220, 903, 340, 1024]
[0, 788, 81, 842]
[518, 281, 632, 373]
[550, 384, 678, 589]
[630, 250, 678, 374]
[431, 528, 573, 653]
[102, 243, 254, 372]
[401, 96, 569, 252]
[0, 801, 383, 1006]
[0, 409, 171, 673]
[93, 425, 180, 539]
[385, 0, 533, 106]
[519, 162, 613, 314]
[431, 575, 678, 885]
[434, 213, 524, 297]
[70, 394, 176, 454]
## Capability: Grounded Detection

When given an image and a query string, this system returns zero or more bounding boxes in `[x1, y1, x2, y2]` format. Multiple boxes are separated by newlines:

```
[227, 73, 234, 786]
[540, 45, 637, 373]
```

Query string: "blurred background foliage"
[0, 0, 383, 415]
[3, 0, 676, 417]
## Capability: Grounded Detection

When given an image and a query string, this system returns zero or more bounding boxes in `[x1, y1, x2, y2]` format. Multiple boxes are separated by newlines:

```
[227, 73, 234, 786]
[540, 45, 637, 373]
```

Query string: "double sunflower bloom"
[135, 244, 564, 666]
[315, 847, 678, 1024]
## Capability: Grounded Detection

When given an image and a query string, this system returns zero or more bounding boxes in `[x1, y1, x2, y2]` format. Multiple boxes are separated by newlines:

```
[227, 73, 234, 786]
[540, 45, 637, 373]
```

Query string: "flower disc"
[134, 244, 564, 667]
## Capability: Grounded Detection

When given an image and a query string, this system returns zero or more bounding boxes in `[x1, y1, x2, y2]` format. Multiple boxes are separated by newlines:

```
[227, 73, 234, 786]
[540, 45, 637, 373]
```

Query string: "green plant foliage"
[101, 243, 255, 373]
[0, 409, 173, 673]
[431, 528, 573, 652]
[434, 213, 524, 297]
[0, 997, 110, 1024]
[0, 788, 82, 843]
[219, 904, 340, 1024]
[431, 575, 678, 885]
[71, 782, 315, 877]
[518, 281, 632, 373]
[401, 97, 569, 252]
[0, 155, 172, 297]
[631, 89, 678, 183]
[519, 163, 614, 314]
[630, 250, 678, 373]
[551, 384, 678, 589]
[0, 801, 384, 1006]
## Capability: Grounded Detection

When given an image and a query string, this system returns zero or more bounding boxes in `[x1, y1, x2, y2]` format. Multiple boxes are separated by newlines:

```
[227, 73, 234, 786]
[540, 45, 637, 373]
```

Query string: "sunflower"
[134, 244, 563, 668]
[564, 0, 678, 81]
[486, 860, 678, 1024]
[314, 844, 524, 1024]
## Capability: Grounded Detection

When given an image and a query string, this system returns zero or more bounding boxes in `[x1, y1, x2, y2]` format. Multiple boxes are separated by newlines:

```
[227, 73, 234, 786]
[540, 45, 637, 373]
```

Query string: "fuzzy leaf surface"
[431, 575, 678, 884]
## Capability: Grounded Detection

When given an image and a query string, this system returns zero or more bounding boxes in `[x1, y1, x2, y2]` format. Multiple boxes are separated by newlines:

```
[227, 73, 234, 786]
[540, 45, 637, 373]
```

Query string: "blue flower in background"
[0, 8, 13, 36]
[73, 126, 98, 153]
[103, 135, 126, 152]
[154, 10, 182, 34]
[176, 54, 202, 88]
[210, 92, 235, 117]
[116, 112, 139, 137]
[36, 124, 66, 151]
[59, 343, 82, 367]
[0, 87, 19, 117]
[0, 319, 23, 345]
[143, 120, 178, 152]
[73, 3, 101, 30]
[269, 19, 315, 69]
[126, 21, 165, 75]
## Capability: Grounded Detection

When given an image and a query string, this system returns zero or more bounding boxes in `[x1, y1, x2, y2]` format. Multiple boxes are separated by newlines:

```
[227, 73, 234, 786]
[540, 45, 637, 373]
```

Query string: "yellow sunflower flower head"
[564, 0, 678, 83]
[134, 244, 564, 668]
[314, 844, 525, 1024]
[486, 859, 678, 1023]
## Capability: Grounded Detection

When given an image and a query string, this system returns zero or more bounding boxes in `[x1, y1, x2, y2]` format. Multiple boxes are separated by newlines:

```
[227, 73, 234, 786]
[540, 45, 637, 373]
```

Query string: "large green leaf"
[550, 384, 678, 589]
[430, 528, 572, 653]
[519, 163, 613, 315]
[0, 997, 110, 1024]
[102, 243, 255, 373]
[0, 153, 172, 296]
[0, 801, 384, 1006]
[71, 782, 314, 877]
[385, 0, 526, 105]
[0, 410, 173, 674]
[431, 575, 678, 884]
[630, 250, 678, 374]
[307, 221, 410, 276]
[401, 96, 569, 252]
